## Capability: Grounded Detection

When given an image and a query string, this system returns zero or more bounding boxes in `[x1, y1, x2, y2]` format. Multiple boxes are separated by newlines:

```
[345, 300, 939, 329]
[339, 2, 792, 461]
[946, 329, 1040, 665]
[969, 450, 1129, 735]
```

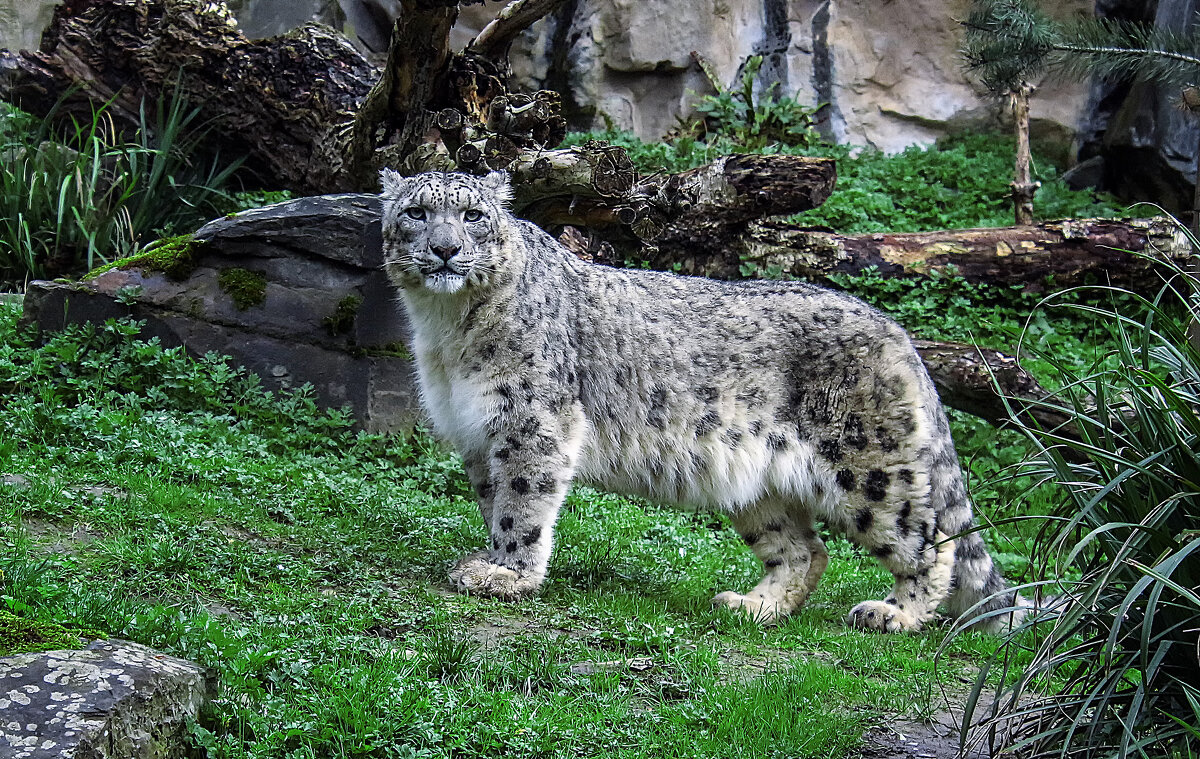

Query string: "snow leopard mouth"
[422, 267, 467, 294]
[422, 262, 466, 276]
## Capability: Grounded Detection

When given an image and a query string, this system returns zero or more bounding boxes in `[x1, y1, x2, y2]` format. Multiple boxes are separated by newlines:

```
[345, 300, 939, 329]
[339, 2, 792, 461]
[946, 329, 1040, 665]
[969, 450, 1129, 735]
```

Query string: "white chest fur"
[402, 294, 493, 458]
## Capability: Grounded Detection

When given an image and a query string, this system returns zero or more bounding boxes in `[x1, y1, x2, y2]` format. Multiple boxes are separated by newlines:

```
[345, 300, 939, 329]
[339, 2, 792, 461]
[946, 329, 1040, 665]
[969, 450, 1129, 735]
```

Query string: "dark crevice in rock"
[755, 0, 792, 92]
[544, 0, 592, 129]
[811, 0, 841, 143]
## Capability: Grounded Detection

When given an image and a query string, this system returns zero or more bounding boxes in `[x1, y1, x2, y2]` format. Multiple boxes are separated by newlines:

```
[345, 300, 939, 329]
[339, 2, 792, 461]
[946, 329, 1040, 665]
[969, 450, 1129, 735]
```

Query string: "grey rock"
[1075, 0, 1199, 212]
[1061, 155, 1106, 191]
[0, 639, 213, 759]
[21, 195, 421, 435]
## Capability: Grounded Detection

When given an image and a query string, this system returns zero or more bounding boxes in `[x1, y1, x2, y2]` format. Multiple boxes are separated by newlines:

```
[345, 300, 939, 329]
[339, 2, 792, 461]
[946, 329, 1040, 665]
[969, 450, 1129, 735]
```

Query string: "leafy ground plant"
[0, 300, 1036, 758]
[0, 89, 242, 288]
[952, 252, 1200, 758]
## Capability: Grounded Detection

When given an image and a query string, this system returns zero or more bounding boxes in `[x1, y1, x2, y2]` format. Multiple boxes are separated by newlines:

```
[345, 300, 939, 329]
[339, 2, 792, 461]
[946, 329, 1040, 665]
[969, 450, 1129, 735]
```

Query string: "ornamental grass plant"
[0, 88, 241, 288]
[955, 240, 1200, 758]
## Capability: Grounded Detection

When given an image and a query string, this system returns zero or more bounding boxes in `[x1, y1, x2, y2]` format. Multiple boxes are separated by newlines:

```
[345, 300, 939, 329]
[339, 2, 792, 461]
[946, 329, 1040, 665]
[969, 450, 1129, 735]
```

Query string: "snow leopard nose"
[429, 244, 460, 263]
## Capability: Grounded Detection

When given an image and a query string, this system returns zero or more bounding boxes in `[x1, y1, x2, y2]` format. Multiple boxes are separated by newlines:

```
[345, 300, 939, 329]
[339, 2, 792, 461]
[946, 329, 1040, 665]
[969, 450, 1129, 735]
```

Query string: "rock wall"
[3, 0, 1095, 152]
[5, 1, 1198, 207]
[1077, 0, 1200, 213]
[505, 0, 1095, 153]
[0, 0, 60, 53]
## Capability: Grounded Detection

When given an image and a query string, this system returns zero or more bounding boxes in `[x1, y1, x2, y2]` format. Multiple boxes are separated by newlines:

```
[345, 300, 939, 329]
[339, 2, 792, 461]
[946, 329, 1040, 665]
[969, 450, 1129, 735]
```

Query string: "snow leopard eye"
[404, 206, 426, 220]
[463, 209, 484, 222]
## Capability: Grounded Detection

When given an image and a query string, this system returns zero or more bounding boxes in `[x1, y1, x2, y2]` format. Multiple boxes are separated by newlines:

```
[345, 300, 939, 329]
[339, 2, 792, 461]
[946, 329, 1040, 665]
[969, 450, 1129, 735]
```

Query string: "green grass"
[952, 260, 1200, 758]
[0, 300, 1030, 758]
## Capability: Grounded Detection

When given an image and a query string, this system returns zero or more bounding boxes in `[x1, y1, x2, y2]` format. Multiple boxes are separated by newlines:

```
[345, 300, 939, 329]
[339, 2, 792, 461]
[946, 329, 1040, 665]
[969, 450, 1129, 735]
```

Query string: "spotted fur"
[380, 169, 1027, 632]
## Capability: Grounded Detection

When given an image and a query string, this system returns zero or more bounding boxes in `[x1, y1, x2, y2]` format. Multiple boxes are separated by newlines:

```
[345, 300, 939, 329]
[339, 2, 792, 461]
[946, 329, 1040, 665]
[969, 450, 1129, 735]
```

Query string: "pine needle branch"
[962, 0, 1200, 93]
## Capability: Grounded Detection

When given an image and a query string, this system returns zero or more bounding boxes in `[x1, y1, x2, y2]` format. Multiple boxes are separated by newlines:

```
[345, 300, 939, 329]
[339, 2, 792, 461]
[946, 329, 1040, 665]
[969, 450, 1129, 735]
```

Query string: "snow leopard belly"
[574, 398, 837, 512]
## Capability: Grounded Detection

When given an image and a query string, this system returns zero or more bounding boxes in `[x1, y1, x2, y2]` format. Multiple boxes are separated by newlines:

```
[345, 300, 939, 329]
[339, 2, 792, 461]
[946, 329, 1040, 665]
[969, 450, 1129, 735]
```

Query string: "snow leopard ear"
[379, 168, 410, 197]
[480, 170, 514, 207]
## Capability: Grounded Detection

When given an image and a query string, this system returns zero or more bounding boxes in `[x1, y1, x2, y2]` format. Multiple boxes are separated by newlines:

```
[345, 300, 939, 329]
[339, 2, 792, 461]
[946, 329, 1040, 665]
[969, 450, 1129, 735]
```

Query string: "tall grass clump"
[0, 90, 242, 288]
[957, 244, 1200, 758]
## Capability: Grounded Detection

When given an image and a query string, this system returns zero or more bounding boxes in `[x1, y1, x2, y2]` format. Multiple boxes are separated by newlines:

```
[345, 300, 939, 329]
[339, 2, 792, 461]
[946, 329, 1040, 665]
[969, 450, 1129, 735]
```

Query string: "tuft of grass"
[953, 244, 1200, 758]
[0, 89, 241, 288]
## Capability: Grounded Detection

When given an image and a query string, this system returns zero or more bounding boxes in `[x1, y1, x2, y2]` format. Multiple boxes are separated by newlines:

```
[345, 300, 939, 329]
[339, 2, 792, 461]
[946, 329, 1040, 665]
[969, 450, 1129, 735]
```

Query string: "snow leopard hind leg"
[712, 501, 830, 625]
[843, 413, 965, 633]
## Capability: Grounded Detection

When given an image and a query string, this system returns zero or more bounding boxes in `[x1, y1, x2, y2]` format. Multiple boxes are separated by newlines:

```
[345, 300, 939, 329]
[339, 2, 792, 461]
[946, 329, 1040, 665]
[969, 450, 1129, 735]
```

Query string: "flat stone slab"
[0, 639, 213, 759]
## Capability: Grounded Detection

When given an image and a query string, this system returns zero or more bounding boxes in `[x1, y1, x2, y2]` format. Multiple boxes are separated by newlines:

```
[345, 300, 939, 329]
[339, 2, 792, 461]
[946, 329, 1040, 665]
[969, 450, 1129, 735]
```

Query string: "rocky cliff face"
[1077, 0, 1200, 213]
[501, 0, 1094, 153]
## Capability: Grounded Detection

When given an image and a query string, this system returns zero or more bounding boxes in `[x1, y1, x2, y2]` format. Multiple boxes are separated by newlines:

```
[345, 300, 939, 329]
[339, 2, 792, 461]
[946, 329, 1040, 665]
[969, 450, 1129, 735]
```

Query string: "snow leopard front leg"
[449, 400, 584, 601]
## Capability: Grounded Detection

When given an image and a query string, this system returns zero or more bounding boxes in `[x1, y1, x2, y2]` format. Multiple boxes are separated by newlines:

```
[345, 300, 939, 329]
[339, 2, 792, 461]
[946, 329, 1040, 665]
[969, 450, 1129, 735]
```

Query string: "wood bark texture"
[643, 216, 1192, 294]
[0, 0, 377, 193]
[1010, 83, 1038, 227]
[913, 340, 1068, 432]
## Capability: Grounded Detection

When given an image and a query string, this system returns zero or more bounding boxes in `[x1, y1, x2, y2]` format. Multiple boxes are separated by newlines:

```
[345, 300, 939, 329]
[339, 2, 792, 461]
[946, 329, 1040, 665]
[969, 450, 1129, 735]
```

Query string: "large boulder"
[21, 195, 422, 434]
[0, 639, 213, 759]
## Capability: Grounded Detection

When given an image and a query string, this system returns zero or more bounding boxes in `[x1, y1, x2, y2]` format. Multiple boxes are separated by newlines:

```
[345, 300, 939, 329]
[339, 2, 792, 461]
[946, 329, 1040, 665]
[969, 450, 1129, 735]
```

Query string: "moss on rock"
[218, 267, 268, 310]
[323, 295, 363, 336]
[84, 234, 197, 281]
[0, 610, 105, 657]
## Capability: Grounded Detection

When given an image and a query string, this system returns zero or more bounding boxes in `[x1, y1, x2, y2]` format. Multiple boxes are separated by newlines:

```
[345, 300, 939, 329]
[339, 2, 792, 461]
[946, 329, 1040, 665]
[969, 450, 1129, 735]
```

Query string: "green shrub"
[792, 134, 1123, 234]
[956, 247, 1200, 758]
[0, 310, 356, 455]
[686, 55, 824, 152]
[0, 90, 242, 288]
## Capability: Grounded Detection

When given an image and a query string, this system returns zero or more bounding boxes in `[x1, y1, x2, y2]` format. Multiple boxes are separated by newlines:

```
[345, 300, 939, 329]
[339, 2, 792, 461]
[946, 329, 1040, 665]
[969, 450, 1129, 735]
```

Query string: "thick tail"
[944, 530, 1035, 631]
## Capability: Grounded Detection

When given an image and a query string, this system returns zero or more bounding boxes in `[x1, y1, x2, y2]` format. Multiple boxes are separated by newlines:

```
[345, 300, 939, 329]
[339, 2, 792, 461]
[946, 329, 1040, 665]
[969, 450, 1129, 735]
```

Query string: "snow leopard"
[379, 168, 1026, 632]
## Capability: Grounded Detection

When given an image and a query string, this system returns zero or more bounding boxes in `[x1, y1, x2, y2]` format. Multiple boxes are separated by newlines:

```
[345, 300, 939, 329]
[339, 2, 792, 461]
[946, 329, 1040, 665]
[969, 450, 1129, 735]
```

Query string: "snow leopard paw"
[846, 600, 920, 633]
[449, 552, 539, 601]
[711, 590, 782, 625]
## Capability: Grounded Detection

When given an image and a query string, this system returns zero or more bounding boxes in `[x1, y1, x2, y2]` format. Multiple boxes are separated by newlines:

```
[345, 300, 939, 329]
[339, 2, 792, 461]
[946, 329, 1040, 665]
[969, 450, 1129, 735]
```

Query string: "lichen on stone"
[323, 294, 363, 336]
[83, 234, 198, 281]
[218, 267, 269, 310]
[0, 610, 105, 657]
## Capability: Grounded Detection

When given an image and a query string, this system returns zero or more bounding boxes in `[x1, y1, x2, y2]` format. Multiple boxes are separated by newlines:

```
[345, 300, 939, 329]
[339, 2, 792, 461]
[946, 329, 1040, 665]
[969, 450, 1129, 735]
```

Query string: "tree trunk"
[0, 0, 377, 193]
[913, 339, 1068, 431]
[1011, 82, 1038, 226]
[639, 216, 1192, 294]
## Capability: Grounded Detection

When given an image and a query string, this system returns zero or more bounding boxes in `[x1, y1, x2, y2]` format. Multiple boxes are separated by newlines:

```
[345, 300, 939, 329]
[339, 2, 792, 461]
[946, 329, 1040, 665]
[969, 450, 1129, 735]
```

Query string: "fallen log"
[0, 0, 377, 193]
[644, 217, 1192, 293]
[913, 339, 1069, 431]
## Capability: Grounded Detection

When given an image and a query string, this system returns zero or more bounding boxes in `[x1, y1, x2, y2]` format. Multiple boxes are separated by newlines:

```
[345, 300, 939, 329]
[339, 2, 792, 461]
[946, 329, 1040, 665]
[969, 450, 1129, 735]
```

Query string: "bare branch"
[468, 0, 566, 60]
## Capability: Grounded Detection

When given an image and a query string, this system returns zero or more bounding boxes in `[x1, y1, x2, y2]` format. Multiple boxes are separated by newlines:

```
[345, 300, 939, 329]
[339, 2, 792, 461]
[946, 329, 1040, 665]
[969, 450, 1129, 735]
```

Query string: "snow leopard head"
[379, 169, 515, 295]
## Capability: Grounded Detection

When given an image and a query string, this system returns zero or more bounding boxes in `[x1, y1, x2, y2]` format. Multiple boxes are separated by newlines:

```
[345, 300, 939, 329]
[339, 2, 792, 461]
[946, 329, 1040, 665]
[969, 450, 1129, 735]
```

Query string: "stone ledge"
[20, 194, 421, 435]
